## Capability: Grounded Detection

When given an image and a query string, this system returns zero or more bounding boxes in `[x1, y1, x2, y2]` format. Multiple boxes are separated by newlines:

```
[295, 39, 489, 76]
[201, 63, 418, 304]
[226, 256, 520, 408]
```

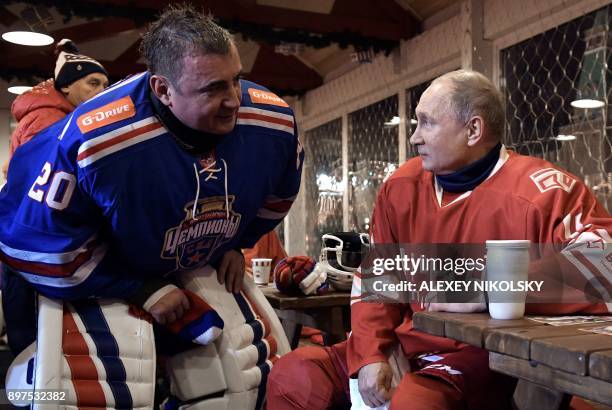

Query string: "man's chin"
[205, 121, 237, 135]
[420, 158, 432, 170]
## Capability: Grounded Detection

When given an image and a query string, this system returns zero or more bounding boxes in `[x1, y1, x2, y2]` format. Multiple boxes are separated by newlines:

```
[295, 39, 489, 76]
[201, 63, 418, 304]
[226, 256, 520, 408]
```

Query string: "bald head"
[432, 70, 505, 143]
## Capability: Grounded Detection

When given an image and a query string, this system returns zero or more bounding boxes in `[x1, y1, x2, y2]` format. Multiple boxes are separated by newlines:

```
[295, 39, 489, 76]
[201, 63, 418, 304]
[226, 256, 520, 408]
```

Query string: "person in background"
[1, 39, 107, 354]
[2, 39, 108, 180]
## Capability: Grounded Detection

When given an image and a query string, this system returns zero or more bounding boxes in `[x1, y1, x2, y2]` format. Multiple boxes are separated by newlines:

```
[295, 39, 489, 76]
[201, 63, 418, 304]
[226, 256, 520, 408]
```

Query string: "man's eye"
[202, 86, 223, 94]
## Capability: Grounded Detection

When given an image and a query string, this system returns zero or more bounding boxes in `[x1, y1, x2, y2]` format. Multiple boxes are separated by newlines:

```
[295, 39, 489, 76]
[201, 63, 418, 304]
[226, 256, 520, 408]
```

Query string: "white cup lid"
[486, 240, 531, 248]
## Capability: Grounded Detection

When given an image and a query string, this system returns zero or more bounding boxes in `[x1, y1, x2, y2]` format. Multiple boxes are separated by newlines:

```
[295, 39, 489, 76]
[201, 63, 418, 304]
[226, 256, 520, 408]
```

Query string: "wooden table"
[413, 311, 612, 409]
[260, 285, 351, 349]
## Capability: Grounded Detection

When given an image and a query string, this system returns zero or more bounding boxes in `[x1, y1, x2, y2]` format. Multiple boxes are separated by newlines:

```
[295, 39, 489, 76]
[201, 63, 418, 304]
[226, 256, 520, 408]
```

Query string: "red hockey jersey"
[348, 147, 612, 377]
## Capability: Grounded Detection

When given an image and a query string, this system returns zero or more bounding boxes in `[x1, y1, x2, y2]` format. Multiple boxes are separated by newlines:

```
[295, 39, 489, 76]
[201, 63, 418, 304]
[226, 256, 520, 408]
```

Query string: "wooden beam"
[51, 18, 138, 44]
[0, 50, 145, 82]
[78, 0, 418, 41]
[115, 38, 142, 63]
[247, 43, 322, 93]
[205, 0, 419, 41]
[375, 0, 422, 24]
[0, 6, 20, 27]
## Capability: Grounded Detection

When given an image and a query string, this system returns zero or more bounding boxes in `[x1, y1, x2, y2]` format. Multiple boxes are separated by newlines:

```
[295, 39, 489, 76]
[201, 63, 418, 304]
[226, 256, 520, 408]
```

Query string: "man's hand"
[148, 288, 190, 325]
[358, 361, 392, 408]
[217, 249, 245, 293]
[427, 302, 486, 312]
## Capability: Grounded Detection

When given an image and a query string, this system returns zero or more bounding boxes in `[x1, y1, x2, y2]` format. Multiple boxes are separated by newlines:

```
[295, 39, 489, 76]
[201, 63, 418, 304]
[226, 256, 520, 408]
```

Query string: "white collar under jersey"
[434, 145, 510, 208]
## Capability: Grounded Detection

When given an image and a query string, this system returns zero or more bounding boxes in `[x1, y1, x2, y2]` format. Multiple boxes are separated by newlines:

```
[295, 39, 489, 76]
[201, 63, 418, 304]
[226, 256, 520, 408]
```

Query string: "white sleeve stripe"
[563, 249, 612, 302]
[17, 244, 108, 288]
[236, 118, 294, 135]
[77, 126, 166, 168]
[0, 234, 98, 264]
[569, 231, 604, 246]
[77, 116, 160, 155]
[58, 113, 74, 141]
[238, 106, 294, 122]
[597, 229, 612, 243]
[143, 284, 179, 312]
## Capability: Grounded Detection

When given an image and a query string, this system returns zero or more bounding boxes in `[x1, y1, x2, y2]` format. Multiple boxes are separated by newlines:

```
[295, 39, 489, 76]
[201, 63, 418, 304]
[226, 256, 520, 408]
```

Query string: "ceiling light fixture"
[8, 85, 33, 95]
[2, 30, 53, 46]
[384, 116, 400, 126]
[2, 6, 55, 47]
[553, 134, 577, 141]
[570, 99, 605, 109]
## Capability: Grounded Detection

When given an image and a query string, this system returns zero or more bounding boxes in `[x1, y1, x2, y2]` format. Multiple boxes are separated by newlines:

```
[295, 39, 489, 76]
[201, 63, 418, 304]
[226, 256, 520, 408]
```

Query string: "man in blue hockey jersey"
[0, 4, 303, 352]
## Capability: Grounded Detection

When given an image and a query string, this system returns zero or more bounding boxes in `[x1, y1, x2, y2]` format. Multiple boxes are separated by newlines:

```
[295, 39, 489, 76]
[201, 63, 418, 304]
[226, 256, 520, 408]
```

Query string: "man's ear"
[149, 75, 173, 106]
[60, 86, 70, 95]
[466, 116, 484, 147]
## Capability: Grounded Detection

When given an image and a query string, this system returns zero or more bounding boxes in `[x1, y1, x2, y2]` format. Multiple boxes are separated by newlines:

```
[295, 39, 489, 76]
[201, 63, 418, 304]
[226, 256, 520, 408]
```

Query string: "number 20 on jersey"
[28, 162, 76, 210]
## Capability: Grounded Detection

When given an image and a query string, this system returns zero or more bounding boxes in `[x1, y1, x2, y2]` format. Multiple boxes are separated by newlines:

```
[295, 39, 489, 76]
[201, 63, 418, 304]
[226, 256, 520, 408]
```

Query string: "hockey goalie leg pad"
[10, 296, 156, 409]
[165, 265, 290, 410]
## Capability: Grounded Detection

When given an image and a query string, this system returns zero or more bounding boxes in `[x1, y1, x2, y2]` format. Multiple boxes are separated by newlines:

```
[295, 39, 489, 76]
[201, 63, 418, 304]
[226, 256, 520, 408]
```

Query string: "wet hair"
[140, 3, 234, 85]
[433, 69, 505, 141]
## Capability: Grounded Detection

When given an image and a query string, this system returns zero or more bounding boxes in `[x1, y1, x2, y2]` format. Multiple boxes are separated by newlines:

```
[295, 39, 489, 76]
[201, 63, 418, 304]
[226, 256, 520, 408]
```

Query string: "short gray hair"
[140, 4, 234, 85]
[433, 69, 505, 140]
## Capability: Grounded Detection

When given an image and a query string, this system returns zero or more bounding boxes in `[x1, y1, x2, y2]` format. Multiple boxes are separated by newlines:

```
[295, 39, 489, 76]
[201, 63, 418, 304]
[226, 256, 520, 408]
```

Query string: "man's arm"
[238, 124, 304, 248]
[526, 178, 612, 314]
[348, 182, 408, 405]
[0, 133, 175, 314]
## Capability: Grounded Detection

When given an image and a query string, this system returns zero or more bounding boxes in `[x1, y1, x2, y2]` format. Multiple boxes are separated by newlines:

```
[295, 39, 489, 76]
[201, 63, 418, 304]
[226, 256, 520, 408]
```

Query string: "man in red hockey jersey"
[267, 69, 612, 410]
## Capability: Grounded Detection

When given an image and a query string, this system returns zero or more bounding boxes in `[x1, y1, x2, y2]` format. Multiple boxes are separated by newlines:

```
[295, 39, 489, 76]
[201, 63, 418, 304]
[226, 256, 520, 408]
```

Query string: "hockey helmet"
[319, 232, 370, 290]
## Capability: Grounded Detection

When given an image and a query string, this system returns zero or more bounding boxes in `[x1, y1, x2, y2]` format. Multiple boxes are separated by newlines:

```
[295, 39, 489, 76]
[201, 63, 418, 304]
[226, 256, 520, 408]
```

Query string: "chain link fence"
[501, 4, 611, 210]
[348, 95, 399, 233]
[303, 119, 343, 258]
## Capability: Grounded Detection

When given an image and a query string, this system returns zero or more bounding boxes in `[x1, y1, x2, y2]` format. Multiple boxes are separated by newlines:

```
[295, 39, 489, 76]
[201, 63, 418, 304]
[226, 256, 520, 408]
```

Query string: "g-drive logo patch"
[162, 196, 241, 269]
[77, 95, 135, 133]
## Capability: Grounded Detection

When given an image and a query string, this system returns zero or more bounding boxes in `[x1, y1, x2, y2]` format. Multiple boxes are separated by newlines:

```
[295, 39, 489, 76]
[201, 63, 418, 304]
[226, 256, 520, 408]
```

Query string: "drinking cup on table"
[485, 240, 530, 319]
[252, 258, 273, 285]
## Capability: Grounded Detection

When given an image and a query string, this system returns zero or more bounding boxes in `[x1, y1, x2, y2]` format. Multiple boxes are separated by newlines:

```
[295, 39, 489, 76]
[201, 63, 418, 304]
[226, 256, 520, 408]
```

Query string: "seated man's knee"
[268, 346, 346, 410]
[390, 374, 464, 410]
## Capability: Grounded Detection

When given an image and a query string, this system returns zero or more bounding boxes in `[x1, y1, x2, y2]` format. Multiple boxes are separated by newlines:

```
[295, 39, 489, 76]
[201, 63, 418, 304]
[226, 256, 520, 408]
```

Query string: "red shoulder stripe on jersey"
[237, 112, 293, 128]
[263, 200, 293, 213]
[77, 121, 163, 162]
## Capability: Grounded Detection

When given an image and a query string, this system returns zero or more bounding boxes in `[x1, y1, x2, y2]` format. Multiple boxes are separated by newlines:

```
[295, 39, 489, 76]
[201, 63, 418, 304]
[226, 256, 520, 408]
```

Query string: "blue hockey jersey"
[0, 72, 303, 301]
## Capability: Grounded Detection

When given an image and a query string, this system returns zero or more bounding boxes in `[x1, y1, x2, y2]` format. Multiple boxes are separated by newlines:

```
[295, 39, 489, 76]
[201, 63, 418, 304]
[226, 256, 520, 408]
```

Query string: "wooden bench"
[413, 311, 612, 409]
[260, 284, 351, 349]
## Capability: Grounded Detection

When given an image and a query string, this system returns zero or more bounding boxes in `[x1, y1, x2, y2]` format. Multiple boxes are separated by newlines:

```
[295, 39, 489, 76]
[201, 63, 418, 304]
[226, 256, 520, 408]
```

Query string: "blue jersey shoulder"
[240, 80, 294, 117]
[62, 72, 154, 145]
[60, 73, 168, 170]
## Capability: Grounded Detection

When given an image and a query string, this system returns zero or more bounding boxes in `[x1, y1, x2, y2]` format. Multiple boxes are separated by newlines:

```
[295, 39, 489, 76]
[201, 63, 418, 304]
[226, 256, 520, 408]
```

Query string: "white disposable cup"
[252, 258, 273, 285]
[486, 240, 530, 319]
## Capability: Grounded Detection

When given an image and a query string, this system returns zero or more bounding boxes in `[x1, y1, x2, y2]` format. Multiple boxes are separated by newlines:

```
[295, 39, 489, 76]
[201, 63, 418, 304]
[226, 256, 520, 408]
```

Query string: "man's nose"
[409, 128, 422, 145]
[225, 84, 241, 108]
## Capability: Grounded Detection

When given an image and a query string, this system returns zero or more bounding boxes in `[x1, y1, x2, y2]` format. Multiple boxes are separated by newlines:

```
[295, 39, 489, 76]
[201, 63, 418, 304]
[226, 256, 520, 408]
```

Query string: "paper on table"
[527, 315, 612, 326]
